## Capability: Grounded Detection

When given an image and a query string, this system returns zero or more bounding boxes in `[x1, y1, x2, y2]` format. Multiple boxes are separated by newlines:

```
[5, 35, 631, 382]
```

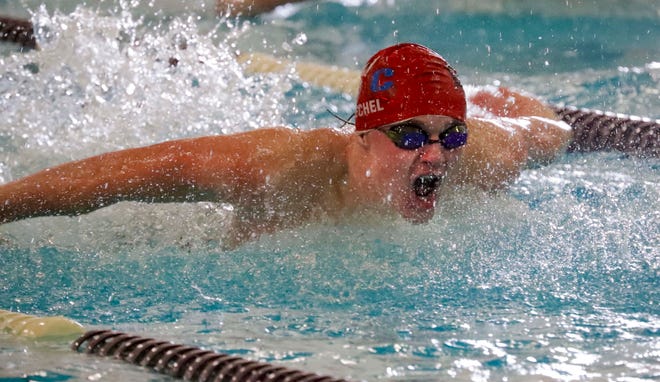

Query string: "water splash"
[1, 3, 658, 381]
[0, 5, 295, 182]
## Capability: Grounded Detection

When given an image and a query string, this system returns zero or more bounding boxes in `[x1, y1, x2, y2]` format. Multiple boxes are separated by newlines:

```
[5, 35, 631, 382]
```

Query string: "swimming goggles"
[382, 121, 468, 150]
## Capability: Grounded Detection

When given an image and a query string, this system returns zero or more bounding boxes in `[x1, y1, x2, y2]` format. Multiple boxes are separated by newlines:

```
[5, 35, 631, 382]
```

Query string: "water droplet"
[292, 33, 307, 46]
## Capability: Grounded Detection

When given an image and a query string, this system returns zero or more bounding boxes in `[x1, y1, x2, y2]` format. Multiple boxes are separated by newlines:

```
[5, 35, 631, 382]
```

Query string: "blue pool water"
[1, 0, 659, 380]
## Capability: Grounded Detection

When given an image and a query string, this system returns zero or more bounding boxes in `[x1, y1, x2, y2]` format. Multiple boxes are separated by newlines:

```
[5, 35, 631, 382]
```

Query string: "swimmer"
[0, 43, 572, 247]
[216, 0, 310, 16]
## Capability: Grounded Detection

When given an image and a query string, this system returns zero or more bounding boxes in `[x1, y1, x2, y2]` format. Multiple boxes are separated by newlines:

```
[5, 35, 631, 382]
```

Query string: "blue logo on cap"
[370, 68, 394, 92]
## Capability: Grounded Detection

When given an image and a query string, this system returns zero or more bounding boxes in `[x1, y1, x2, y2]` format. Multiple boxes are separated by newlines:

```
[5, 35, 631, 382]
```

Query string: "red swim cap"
[355, 43, 466, 131]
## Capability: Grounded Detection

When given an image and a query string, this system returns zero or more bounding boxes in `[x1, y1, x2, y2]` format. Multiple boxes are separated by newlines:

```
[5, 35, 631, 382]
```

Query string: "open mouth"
[412, 174, 441, 197]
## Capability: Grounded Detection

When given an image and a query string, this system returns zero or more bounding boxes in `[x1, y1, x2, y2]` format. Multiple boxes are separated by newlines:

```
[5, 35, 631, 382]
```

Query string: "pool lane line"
[0, 309, 85, 340]
[1, 309, 353, 381]
[1, 13, 658, 157]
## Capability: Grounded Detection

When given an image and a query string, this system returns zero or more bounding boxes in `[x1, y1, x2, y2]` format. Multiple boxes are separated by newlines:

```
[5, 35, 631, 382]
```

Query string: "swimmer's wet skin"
[0, 43, 575, 246]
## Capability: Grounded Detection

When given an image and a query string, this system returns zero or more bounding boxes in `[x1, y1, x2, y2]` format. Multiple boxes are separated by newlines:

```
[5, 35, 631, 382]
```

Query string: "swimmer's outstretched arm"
[0, 128, 347, 226]
[452, 87, 574, 189]
[468, 86, 573, 165]
[0, 136, 234, 224]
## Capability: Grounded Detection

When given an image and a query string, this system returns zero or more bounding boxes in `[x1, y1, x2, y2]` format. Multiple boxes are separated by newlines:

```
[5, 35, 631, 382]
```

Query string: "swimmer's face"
[355, 115, 466, 223]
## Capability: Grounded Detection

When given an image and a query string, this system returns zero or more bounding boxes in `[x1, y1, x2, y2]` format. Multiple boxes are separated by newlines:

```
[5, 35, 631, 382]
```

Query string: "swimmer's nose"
[418, 141, 447, 165]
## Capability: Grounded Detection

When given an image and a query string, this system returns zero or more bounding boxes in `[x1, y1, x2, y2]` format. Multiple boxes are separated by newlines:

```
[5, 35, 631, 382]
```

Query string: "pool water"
[1, 0, 659, 380]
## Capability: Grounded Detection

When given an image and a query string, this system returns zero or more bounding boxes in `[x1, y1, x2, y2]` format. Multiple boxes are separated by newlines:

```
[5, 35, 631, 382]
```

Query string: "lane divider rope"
[1, 309, 352, 381]
[0, 15, 37, 49]
[72, 329, 352, 382]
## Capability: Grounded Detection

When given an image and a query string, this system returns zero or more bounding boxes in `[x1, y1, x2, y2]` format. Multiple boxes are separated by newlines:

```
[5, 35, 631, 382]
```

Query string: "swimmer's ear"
[356, 131, 372, 149]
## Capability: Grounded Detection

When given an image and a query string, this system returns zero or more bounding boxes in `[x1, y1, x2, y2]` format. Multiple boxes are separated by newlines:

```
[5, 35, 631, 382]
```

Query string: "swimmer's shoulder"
[243, 127, 351, 157]
[190, 126, 350, 173]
